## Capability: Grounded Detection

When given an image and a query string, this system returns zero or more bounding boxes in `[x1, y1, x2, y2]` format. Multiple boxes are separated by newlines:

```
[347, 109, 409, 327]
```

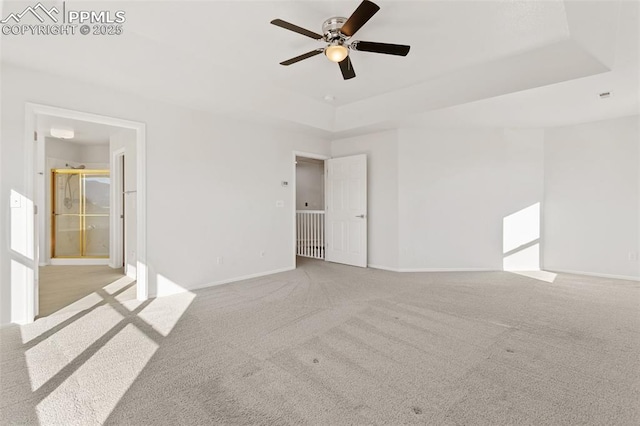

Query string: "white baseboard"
[368, 264, 496, 273]
[398, 267, 496, 272]
[50, 258, 110, 266]
[148, 264, 638, 300]
[152, 266, 296, 297]
[197, 266, 296, 289]
[549, 269, 640, 282]
[367, 264, 400, 272]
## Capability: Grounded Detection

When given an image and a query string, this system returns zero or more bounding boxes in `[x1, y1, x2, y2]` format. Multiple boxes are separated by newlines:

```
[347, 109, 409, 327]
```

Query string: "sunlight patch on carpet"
[25, 306, 123, 391]
[509, 270, 558, 283]
[36, 324, 158, 425]
[137, 287, 196, 336]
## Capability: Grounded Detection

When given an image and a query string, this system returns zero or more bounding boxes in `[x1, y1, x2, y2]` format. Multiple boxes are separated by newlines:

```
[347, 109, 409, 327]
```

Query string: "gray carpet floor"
[1, 257, 639, 425]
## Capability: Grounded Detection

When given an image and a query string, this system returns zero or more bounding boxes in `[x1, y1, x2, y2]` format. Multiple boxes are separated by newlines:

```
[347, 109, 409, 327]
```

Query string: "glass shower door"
[53, 171, 82, 257]
[83, 173, 110, 257]
[52, 169, 110, 258]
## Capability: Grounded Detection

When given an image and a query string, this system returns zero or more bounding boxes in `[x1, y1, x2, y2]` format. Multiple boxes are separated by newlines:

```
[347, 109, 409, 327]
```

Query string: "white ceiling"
[38, 115, 122, 145]
[2, 1, 638, 134]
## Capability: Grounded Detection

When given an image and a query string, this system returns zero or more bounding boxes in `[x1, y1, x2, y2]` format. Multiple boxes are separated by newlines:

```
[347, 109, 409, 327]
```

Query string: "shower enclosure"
[51, 169, 110, 259]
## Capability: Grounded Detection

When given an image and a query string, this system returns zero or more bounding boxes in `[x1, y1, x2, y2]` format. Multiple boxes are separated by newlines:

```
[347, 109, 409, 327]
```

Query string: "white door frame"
[22, 103, 148, 323]
[110, 147, 126, 271]
[292, 151, 330, 267]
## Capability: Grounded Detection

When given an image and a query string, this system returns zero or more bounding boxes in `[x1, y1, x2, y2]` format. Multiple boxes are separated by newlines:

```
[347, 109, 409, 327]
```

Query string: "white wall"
[543, 115, 640, 280]
[46, 138, 82, 164]
[331, 130, 399, 270]
[295, 159, 324, 210]
[397, 127, 545, 271]
[80, 144, 110, 164]
[45, 138, 109, 166]
[330, 128, 545, 272]
[331, 122, 636, 278]
[0, 64, 330, 324]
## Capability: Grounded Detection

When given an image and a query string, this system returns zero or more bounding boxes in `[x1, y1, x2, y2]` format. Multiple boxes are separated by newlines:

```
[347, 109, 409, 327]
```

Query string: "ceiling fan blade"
[280, 49, 323, 66]
[340, 0, 380, 37]
[338, 56, 356, 80]
[352, 41, 410, 56]
[270, 19, 323, 40]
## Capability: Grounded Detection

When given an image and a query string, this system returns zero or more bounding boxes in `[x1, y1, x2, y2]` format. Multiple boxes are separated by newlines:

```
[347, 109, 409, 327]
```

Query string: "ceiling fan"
[271, 0, 410, 80]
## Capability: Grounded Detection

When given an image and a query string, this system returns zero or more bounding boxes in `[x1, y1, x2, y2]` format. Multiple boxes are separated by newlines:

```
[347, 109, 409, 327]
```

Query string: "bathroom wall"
[81, 144, 111, 165]
[46, 137, 110, 168]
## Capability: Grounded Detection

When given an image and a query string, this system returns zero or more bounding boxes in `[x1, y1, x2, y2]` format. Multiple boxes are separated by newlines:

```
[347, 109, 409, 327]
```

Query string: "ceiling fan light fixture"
[271, 1, 410, 80]
[325, 44, 349, 63]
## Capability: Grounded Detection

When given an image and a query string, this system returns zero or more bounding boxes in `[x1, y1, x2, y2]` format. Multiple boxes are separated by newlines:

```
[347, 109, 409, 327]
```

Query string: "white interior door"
[325, 154, 367, 267]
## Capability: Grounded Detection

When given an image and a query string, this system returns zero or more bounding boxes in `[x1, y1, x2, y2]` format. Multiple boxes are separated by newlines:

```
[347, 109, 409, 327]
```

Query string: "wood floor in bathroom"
[38, 265, 135, 318]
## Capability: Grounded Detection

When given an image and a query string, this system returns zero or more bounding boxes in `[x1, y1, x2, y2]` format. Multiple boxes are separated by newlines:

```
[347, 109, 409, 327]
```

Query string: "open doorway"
[10, 103, 147, 324]
[34, 115, 137, 318]
[293, 152, 369, 269]
[295, 156, 326, 261]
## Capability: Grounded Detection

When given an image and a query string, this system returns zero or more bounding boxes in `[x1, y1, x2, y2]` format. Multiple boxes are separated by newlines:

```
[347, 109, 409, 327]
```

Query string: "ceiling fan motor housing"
[322, 17, 348, 42]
